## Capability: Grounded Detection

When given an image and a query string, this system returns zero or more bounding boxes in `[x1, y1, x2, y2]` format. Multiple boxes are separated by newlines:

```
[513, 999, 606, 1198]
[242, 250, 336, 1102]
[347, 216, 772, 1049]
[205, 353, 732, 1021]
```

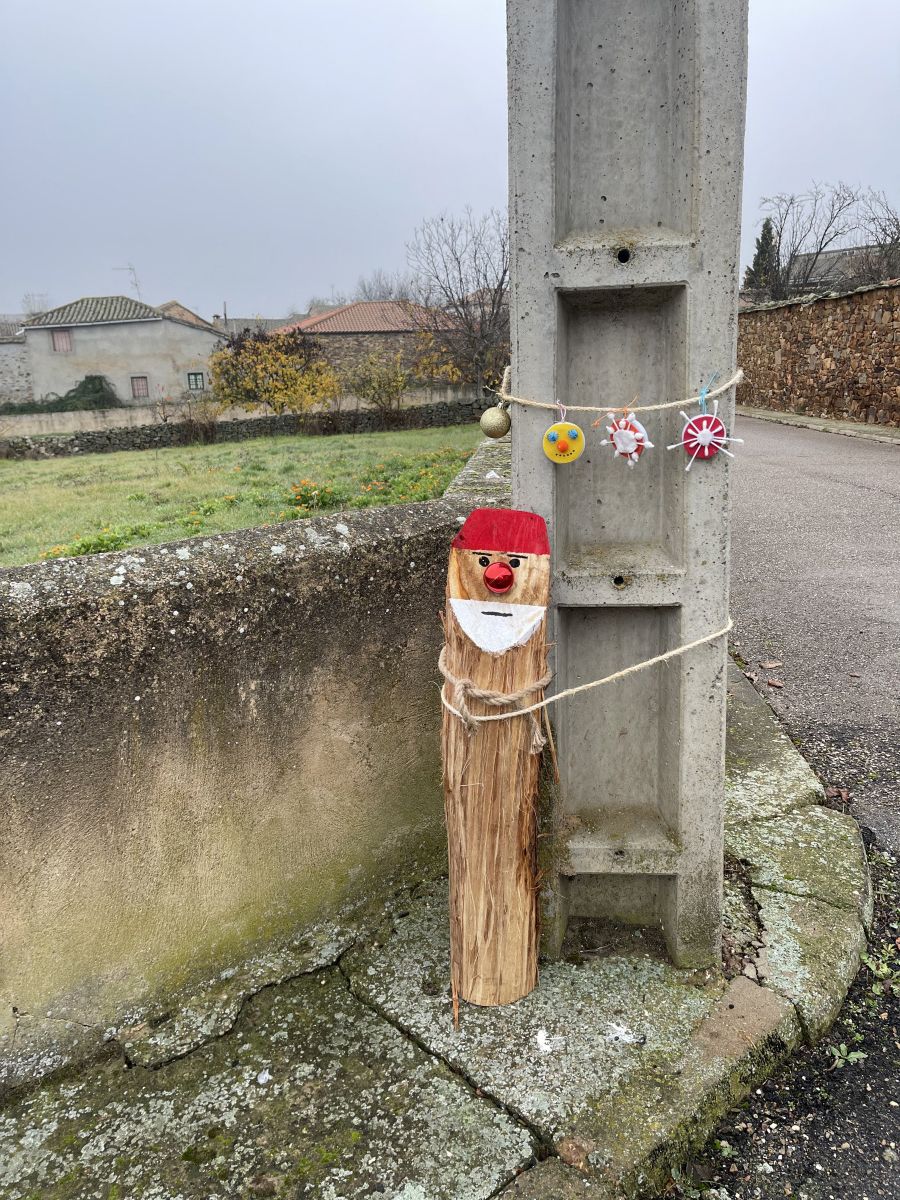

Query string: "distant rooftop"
[23, 296, 220, 333]
[0, 314, 25, 343]
[284, 300, 427, 335]
[25, 296, 163, 327]
[789, 244, 882, 287]
[156, 300, 219, 333]
[212, 315, 293, 335]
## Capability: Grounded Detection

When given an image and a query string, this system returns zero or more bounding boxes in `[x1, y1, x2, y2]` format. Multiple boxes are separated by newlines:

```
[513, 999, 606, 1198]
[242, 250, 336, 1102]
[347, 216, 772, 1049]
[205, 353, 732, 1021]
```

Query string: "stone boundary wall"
[0, 394, 492, 459]
[737, 282, 900, 426]
[0, 342, 31, 407]
[313, 329, 420, 374]
[0, 440, 505, 1094]
[0, 384, 471, 436]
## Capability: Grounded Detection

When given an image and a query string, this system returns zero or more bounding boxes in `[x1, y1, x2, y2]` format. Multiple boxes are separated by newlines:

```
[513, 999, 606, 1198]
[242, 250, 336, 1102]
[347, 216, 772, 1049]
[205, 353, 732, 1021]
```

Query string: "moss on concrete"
[344, 879, 724, 1138]
[726, 805, 873, 929]
[725, 672, 824, 825]
[753, 889, 867, 1041]
[0, 970, 533, 1200]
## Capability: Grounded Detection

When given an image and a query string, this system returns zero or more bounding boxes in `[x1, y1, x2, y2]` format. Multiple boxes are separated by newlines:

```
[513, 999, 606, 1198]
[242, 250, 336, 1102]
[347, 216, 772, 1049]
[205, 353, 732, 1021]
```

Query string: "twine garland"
[440, 619, 733, 732]
[496, 367, 744, 415]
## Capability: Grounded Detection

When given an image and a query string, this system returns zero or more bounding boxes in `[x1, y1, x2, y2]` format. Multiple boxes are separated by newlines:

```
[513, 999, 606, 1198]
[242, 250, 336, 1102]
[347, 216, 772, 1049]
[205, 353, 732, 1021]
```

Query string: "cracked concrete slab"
[0, 970, 534, 1200]
[753, 888, 867, 1041]
[344, 882, 723, 1140]
[121, 919, 356, 1068]
[499, 1159, 605, 1197]
[344, 888, 801, 1198]
[726, 805, 873, 929]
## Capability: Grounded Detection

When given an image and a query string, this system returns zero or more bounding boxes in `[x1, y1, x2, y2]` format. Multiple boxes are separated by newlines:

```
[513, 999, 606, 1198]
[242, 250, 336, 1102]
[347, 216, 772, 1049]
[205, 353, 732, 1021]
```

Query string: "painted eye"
[547, 430, 558, 443]
[508, 557, 521, 569]
[568, 429, 579, 439]
[478, 555, 490, 567]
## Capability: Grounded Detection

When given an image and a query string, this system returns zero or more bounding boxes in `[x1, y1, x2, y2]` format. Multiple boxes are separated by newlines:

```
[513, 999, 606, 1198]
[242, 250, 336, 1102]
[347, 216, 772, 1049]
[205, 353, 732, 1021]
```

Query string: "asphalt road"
[681, 417, 900, 1200]
[729, 417, 900, 852]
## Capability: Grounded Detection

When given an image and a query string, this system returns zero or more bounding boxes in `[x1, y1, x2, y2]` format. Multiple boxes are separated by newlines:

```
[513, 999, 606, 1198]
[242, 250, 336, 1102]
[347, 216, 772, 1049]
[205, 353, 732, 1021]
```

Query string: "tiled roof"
[0, 315, 25, 342]
[25, 296, 163, 327]
[213, 315, 293, 334]
[156, 300, 219, 333]
[283, 301, 427, 335]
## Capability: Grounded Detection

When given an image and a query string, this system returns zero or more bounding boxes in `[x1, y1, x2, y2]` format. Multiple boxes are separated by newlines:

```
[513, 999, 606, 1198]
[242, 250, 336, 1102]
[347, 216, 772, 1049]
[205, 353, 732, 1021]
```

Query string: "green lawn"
[0, 426, 481, 568]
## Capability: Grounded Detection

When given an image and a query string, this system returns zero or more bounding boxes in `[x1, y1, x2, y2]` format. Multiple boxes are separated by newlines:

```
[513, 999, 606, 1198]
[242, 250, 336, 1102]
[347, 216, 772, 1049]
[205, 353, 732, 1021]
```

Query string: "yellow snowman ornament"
[543, 420, 585, 464]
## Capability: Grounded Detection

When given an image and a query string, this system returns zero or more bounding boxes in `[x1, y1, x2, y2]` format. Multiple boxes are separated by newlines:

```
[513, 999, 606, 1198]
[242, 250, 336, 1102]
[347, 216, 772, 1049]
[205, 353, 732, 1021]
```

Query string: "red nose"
[483, 561, 515, 594]
[557, 439, 569, 454]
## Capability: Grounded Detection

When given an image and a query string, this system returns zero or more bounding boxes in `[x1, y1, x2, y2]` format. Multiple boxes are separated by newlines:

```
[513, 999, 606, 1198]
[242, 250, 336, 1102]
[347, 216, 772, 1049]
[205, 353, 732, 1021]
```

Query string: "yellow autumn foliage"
[209, 329, 341, 415]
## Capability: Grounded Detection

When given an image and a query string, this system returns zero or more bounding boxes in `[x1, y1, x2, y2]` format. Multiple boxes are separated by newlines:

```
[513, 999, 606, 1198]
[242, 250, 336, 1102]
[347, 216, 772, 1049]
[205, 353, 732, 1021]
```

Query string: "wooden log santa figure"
[440, 507, 551, 1008]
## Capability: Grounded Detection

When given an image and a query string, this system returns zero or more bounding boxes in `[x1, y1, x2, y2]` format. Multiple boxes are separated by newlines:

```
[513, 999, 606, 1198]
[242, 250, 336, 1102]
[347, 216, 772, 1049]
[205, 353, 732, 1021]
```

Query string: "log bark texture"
[441, 513, 550, 1007]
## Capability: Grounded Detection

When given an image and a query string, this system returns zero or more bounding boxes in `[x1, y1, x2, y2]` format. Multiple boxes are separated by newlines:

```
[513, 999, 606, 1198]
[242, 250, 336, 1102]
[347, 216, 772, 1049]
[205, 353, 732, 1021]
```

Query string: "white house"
[23, 296, 223, 405]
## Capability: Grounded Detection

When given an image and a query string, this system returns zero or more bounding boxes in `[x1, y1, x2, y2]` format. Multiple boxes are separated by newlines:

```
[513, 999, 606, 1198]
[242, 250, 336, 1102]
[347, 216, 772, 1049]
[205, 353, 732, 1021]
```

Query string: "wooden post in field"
[441, 507, 551, 1007]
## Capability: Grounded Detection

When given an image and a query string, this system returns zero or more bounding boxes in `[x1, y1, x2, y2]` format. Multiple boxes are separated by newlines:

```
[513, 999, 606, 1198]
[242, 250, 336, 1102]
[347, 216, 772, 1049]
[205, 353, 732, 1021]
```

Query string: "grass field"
[0, 426, 481, 568]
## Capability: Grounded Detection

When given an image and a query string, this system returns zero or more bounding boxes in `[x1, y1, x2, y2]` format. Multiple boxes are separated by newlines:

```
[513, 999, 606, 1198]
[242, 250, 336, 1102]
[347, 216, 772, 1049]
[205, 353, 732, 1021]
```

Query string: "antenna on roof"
[113, 264, 143, 301]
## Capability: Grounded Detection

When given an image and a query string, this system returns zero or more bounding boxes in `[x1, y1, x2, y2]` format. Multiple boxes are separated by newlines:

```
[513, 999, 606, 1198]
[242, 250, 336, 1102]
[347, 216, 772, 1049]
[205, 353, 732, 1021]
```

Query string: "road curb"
[736, 406, 900, 445]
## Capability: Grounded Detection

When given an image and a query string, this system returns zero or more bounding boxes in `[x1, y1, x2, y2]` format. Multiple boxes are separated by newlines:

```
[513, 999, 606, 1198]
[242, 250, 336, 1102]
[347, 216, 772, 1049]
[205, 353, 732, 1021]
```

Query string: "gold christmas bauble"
[479, 405, 512, 438]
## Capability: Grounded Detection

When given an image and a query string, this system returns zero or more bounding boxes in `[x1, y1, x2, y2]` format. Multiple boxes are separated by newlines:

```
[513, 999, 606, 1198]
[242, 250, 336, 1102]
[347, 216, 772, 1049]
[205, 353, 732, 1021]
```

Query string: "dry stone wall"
[737, 282, 900, 426]
[0, 342, 32, 406]
[0, 395, 492, 460]
[314, 331, 420, 374]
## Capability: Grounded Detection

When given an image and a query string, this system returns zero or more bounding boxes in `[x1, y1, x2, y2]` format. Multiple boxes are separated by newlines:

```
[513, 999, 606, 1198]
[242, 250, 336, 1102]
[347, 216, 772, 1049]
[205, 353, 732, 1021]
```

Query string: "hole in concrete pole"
[612, 574, 630, 589]
[616, 248, 632, 264]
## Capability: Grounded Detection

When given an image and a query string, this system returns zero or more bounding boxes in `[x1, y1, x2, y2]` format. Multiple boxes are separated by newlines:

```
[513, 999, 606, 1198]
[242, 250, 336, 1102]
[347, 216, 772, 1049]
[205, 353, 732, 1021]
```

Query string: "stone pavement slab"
[0, 970, 533, 1200]
[725, 670, 823, 825]
[344, 882, 724, 1139]
[344, 886, 801, 1199]
[753, 888, 868, 1041]
[726, 805, 873, 929]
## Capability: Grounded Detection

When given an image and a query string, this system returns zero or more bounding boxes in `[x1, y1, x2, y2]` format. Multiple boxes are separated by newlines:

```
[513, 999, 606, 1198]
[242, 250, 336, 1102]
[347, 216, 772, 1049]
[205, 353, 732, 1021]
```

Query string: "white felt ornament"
[599, 413, 654, 468]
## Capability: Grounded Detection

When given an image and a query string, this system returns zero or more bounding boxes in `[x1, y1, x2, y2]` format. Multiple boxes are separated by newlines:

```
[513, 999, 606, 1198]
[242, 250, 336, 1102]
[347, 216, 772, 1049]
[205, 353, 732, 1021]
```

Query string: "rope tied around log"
[440, 619, 733, 740]
[438, 645, 551, 753]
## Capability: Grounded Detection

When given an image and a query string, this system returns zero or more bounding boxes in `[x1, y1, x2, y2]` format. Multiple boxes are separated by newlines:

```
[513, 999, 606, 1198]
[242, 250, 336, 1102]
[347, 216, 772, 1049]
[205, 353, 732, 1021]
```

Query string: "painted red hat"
[451, 508, 550, 556]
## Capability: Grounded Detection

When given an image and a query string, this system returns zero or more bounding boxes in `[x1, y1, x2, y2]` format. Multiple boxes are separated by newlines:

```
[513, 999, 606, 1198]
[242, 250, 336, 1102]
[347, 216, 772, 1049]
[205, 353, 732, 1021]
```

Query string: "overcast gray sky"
[1, 0, 898, 318]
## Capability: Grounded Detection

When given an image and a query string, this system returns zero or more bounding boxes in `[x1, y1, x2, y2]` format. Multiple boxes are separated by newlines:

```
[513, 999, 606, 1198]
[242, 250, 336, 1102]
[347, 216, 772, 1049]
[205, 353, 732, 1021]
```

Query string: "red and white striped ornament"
[667, 399, 742, 471]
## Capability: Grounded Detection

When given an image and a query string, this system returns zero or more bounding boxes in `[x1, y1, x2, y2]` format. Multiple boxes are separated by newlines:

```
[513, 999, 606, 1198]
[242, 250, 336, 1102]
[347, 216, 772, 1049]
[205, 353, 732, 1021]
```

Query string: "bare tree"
[306, 289, 348, 315]
[760, 182, 860, 299]
[21, 292, 50, 317]
[856, 189, 900, 284]
[406, 207, 510, 394]
[354, 268, 414, 302]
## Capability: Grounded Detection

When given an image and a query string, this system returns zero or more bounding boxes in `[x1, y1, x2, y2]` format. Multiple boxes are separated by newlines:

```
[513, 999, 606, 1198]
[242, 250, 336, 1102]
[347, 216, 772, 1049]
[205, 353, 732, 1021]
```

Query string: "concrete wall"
[737, 283, 900, 426]
[26, 319, 222, 404]
[0, 341, 32, 406]
[0, 486, 500, 1093]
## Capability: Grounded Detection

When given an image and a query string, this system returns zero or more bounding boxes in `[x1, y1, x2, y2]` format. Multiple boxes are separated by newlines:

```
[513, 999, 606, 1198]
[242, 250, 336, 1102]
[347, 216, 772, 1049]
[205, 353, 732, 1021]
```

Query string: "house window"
[187, 372, 205, 391]
[51, 329, 73, 353]
[131, 375, 149, 399]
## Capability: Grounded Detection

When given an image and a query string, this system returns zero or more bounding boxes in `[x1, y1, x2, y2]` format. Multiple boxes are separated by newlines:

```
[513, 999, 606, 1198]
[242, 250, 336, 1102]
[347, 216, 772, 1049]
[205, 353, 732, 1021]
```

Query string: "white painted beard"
[449, 598, 546, 656]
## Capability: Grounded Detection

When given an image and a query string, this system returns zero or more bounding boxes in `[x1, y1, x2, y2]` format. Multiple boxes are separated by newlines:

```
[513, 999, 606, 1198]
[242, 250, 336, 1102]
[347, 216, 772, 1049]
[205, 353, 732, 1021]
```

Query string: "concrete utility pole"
[507, 0, 749, 967]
